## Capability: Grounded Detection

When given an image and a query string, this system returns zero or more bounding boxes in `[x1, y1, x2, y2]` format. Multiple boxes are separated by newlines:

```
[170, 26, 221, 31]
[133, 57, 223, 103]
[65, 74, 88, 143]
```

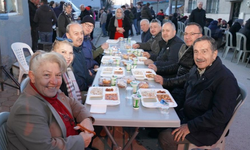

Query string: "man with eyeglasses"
[149, 22, 202, 108]
[81, 15, 109, 74]
[132, 19, 162, 55]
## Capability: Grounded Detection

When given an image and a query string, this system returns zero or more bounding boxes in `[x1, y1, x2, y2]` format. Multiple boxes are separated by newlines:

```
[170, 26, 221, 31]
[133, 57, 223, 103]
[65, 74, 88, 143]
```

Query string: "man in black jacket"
[34, 0, 57, 42]
[151, 23, 202, 93]
[158, 36, 240, 150]
[189, 2, 206, 34]
[143, 21, 184, 66]
[28, 0, 39, 51]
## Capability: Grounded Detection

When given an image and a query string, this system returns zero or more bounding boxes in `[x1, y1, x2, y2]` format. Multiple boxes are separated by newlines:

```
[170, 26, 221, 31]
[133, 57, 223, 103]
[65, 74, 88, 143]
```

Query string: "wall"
[0, 0, 31, 69]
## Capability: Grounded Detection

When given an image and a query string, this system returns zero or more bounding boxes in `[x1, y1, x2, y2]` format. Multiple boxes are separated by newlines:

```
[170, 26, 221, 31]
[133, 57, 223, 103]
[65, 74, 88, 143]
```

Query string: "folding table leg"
[123, 127, 139, 150]
[103, 126, 122, 150]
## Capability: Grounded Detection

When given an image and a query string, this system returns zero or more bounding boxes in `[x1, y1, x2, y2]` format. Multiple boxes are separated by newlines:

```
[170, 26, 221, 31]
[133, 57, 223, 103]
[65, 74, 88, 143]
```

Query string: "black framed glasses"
[56, 37, 73, 43]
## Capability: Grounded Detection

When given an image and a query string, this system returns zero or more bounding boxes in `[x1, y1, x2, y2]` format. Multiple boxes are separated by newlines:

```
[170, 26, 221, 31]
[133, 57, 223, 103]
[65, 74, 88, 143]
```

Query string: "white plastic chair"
[231, 32, 250, 64]
[204, 27, 211, 37]
[222, 31, 235, 59]
[11, 42, 33, 94]
[0, 112, 10, 150]
[178, 83, 246, 150]
[20, 77, 30, 93]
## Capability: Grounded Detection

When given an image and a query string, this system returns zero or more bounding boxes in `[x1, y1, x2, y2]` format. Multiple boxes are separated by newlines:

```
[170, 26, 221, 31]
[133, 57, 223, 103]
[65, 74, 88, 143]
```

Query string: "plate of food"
[100, 67, 125, 77]
[99, 77, 111, 86]
[101, 56, 121, 64]
[86, 87, 120, 105]
[138, 89, 177, 108]
[131, 69, 156, 80]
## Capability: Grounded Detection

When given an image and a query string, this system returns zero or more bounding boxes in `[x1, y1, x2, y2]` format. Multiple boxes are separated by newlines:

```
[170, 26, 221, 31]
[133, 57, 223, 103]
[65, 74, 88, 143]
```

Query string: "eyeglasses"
[84, 23, 94, 29]
[183, 32, 201, 36]
[56, 37, 73, 43]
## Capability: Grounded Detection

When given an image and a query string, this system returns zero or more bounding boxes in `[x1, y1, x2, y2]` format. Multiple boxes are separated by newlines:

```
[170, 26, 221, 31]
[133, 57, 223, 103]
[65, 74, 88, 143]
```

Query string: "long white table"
[86, 49, 180, 150]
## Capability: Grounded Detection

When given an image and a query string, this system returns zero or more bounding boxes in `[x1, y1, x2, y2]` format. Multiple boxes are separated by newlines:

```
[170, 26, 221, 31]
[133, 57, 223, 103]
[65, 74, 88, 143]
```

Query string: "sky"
[113, 0, 131, 6]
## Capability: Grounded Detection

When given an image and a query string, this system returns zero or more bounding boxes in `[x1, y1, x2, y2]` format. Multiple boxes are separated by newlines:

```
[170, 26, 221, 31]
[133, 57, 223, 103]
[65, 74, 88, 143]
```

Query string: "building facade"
[184, 0, 250, 23]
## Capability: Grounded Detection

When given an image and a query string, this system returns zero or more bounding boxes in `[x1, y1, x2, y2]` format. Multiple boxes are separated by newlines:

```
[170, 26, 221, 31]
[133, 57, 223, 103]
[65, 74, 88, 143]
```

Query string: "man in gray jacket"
[100, 9, 107, 37]
[132, 19, 162, 55]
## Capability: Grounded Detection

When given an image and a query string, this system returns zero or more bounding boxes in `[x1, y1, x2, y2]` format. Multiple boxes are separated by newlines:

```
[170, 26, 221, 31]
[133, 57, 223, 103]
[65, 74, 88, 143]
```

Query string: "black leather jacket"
[157, 44, 195, 89]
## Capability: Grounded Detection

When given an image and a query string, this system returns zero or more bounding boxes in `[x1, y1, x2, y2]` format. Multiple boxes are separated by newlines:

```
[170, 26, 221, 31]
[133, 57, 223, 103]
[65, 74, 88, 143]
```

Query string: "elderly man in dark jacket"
[140, 19, 152, 42]
[151, 22, 202, 100]
[158, 36, 240, 150]
[189, 2, 206, 34]
[143, 21, 184, 66]
[133, 19, 162, 55]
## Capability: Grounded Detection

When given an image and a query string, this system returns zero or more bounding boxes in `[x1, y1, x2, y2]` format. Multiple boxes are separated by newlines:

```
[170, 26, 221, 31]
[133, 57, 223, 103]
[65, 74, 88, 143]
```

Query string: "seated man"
[140, 19, 152, 42]
[151, 22, 202, 100]
[66, 22, 93, 92]
[132, 19, 162, 55]
[143, 21, 184, 66]
[81, 15, 109, 74]
[158, 36, 240, 150]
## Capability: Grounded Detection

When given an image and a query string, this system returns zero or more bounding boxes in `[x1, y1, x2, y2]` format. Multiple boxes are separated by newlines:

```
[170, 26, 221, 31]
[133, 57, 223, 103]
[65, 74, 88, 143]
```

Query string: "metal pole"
[175, 0, 178, 13]
[169, 0, 172, 15]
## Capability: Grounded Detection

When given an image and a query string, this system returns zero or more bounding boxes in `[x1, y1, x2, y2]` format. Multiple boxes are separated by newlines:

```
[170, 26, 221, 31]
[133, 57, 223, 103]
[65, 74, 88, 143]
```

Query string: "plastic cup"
[132, 94, 140, 108]
[160, 101, 169, 114]
[130, 81, 139, 94]
[111, 76, 117, 86]
[126, 87, 133, 99]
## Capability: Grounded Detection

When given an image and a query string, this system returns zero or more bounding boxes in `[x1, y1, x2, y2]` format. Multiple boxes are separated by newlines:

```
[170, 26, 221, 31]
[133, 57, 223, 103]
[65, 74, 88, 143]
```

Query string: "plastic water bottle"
[160, 100, 169, 114]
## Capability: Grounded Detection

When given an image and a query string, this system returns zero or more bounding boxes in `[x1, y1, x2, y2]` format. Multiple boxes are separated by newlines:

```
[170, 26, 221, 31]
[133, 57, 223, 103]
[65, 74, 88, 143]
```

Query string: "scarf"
[62, 67, 82, 103]
[64, 11, 72, 22]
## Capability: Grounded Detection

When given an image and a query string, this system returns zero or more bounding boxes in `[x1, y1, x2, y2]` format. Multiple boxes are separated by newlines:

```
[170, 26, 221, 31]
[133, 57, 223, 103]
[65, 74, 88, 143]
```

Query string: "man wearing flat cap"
[81, 15, 109, 74]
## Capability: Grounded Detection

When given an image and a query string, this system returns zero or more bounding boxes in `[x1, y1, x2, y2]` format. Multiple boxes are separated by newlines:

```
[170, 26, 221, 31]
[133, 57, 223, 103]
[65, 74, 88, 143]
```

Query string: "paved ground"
[1, 22, 249, 150]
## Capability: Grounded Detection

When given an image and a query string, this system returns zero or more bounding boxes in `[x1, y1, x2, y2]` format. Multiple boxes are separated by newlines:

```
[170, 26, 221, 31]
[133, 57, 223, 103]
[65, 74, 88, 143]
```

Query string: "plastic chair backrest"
[11, 42, 34, 72]
[204, 27, 211, 37]
[0, 112, 10, 150]
[225, 31, 234, 47]
[236, 32, 247, 51]
[20, 77, 30, 93]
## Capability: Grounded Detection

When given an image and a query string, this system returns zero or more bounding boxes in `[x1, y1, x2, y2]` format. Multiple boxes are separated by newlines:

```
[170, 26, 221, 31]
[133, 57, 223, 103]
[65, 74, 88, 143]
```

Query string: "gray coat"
[137, 32, 162, 55]
[7, 82, 93, 150]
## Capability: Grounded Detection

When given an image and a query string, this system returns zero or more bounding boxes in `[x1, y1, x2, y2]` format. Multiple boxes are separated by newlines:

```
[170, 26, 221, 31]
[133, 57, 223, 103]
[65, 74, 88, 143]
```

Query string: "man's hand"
[154, 75, 163, 85]
[101, 43, 109, 49]
[142, 52, 150, 59]
[148, 64, 157, 72]
[89, 70, 93, 76]
[132, 43, 140, 49]
[144, 59, 154, 65]
[172, 124, 190, 142]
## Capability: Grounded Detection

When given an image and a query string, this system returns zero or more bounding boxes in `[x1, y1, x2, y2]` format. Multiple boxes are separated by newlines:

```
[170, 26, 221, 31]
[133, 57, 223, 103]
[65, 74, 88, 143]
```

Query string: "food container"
[130, 81, 139, 94]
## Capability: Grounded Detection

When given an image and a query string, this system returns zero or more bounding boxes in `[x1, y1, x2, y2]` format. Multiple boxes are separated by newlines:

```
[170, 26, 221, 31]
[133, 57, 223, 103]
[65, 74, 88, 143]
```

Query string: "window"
[187, 0, 197, 13]
[0, 0, 18, 14]
[206, 0, 219, 14]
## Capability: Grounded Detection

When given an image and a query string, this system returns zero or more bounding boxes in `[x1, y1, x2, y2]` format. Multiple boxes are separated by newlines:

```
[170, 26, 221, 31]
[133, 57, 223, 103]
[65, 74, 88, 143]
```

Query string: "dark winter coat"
[141, 29, 152, 43]
[229, 22, 242, 47]
[239, 19, 250, 50]
[108, 16, 130, 39]
[180, 57, 240, 146]
[189, 7, 206, 29]
[157, 45, 194, 90]
[150, 35, 184, 66]
[137, 32, 162, 55]
[208, 20, 223, 40]
[141, 5, 152, 21]
[34, 4, 57, 32]
[28, 0, 38, 28]
[58, 12, 72, 37]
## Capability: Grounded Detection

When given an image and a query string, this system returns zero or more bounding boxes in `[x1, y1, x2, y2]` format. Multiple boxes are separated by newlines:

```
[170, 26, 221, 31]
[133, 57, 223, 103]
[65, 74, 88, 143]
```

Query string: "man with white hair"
[140, 19, 152, 42]
[132, 19, 162, 55]
[189, 1, 206, 34]
[78, 4, 90, 21]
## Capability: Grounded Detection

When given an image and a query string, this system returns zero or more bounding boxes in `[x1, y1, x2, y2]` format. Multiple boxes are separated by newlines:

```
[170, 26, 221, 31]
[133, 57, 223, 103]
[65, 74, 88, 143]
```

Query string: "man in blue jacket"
[66, 22, 93, 94]
[158, 36, 240, 150]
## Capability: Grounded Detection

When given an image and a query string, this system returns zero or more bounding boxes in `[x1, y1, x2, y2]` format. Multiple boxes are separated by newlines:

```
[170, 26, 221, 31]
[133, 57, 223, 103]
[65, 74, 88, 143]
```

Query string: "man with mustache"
[158, 36, 240, 150]
[66, 22, 93, 101]
[151, 22, 202, 104]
